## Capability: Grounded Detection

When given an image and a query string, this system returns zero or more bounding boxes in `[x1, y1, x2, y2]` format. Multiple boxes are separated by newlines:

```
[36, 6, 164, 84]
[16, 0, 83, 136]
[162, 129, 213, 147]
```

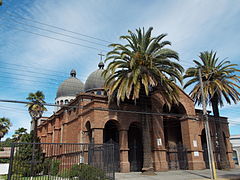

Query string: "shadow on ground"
[220, 174, 240, 180]
[184, 171, 210, 179]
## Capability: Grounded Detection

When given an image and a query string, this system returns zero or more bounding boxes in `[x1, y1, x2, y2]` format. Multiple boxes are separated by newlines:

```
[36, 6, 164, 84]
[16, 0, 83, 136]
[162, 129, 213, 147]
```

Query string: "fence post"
[7, 143, 15, 180]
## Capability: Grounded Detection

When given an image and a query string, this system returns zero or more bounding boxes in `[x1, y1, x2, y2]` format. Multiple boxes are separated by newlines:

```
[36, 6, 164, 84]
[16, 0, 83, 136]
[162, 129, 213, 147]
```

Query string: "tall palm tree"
[0, 117, 11, 141]
[26, 91, 47, 142]
[103, 27, 183, 172]
[184, 51, 240, 169]
[12, 127, 27, 142]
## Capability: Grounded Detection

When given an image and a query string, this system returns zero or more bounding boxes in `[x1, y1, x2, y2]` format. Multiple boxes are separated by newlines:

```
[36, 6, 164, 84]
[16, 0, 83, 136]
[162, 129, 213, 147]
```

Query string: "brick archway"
[163, 103, 188, 170]
[103, 120, 119, 143]
[103, 120, 120, 172]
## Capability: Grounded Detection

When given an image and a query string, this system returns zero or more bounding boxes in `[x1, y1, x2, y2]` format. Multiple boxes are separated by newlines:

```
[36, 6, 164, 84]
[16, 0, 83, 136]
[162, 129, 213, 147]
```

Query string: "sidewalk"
[115, 168, 240, 180]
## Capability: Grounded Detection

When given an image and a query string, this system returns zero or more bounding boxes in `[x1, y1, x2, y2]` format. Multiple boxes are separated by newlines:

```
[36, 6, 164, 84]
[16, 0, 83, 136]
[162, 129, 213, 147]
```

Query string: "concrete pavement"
[115, 168, 240, 180]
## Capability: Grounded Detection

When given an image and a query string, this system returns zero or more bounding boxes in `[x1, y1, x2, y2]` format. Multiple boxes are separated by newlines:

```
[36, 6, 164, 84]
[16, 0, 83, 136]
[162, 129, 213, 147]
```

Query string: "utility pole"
[199, 68, 217, 179]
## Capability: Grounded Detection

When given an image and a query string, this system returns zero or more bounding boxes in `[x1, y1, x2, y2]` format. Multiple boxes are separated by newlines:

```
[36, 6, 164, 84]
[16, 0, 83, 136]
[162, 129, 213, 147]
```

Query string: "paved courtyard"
[116, 168, 240, 180]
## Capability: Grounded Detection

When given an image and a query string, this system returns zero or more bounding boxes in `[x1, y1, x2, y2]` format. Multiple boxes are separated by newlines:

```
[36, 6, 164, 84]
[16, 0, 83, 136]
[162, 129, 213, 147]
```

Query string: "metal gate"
[166, 144, 188, 170]
[7, 143, 115, 180]
[105, 139, 120, 172]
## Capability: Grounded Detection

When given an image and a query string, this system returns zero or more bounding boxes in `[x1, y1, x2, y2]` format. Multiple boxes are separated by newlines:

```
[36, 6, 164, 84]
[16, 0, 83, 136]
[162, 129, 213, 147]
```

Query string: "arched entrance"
[201, 129, 209, 168]
[103, 120, 120, 171]
[163, 104, 188, 170]
[128, 122, 143, 171]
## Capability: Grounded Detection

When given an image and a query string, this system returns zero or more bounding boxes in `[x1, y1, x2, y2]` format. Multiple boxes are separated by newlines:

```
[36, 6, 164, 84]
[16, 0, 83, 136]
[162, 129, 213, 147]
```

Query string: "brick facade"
[37, 89, 234, 172]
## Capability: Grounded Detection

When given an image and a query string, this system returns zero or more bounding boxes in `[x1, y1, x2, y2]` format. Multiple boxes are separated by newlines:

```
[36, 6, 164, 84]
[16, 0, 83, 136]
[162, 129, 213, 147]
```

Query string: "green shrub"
[0, 158, 10, 163]
[58, 164, 106, 180]
[50, 160, 60, 176]
[42, 159, 60, 176]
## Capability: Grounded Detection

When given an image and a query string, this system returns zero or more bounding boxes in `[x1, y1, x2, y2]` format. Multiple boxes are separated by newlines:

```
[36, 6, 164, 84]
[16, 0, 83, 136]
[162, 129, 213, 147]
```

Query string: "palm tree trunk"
[211, 95, 229, 169]
[31, 117, 38, 143]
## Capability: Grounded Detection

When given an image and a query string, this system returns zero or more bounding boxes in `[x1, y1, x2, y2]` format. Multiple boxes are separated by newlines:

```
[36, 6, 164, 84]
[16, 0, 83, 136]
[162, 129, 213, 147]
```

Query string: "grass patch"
[0, 175, 7, 180]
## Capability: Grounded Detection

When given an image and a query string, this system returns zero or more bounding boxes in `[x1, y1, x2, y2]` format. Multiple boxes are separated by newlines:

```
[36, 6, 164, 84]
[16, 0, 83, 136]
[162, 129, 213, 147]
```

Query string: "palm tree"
[26, 91, 47, 142]
[103, 27, 183, 172]
[12, 127, 27, 142]
[0, 117, 11, 141]
[184, 51, 240, 169]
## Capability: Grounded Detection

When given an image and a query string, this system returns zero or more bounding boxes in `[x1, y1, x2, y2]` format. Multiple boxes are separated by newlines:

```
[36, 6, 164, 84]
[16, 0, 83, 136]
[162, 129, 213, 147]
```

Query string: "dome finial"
[98, 61, 104, 69]
[98, 53, 105, 69]
[70, 69, 76, 77]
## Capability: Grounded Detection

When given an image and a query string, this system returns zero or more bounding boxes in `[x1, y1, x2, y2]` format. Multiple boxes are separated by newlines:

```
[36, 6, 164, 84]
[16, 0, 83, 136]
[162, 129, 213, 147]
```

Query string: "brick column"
[47, 132, 53, 143]
[53, 127, 61, 143]
[152, 117, 168, 171]
[119, 129, 130, 172]
[225, 136, 235, 168]
[181, 118, 205, 170]
[92, 128, 103, 144]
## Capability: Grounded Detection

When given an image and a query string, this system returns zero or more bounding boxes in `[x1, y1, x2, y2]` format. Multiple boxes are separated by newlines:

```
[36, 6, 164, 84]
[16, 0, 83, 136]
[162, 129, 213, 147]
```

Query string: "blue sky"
[0, 0, 239, 139]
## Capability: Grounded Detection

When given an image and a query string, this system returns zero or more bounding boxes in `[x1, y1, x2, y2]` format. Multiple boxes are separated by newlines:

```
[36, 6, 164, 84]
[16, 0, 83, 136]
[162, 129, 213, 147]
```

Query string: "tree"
[0, 0, 2, 6]
[184, 51, 240, 169]
[0, 117, 11, 141]
[13, 132, 44, 177]
[103, 27, 183, 173]
[12, 127, 27, 142]
[26, 91, 47, 142]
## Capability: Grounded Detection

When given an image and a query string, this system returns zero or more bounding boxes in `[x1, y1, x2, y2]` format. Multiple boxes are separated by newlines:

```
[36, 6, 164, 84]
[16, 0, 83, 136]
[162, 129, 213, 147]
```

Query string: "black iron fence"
[7, 143, 115, 180]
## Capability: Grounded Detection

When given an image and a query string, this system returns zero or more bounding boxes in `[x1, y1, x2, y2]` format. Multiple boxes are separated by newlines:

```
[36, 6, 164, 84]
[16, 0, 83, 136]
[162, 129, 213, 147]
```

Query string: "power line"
[0, 64, 68, 79]
[0, 62, 69, 78]
[1, 98, 239, 126]
[5, 12, 113, 44]
[9, 18, 109, 47]
[0, 63, 90, 80]
[0, 72, 110, 91]
[0, 68, 61, 82]
[5, 25, 108, 52]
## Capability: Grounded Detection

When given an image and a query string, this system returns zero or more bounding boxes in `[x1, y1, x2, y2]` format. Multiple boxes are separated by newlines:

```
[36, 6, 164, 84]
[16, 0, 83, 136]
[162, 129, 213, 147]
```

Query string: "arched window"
[60, 100, 63, 105]
[85, 121, 92, 143]
[65, 99, 69, 104]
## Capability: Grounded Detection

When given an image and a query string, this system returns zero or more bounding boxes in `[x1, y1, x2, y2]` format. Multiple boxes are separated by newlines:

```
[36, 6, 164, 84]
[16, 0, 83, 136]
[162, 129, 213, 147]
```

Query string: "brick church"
[37, 61, 234, 172]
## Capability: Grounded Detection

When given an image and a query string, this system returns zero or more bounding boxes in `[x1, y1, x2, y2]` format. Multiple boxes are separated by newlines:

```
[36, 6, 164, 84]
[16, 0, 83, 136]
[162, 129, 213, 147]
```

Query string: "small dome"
[56, 70, 84, 98]
[84, 62, 105, 91]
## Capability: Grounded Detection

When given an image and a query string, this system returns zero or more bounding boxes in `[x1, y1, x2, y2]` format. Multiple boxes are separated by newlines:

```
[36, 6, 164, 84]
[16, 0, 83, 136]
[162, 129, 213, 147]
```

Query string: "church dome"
[56, 69, 84, 98]
[84, 62, 105, 92]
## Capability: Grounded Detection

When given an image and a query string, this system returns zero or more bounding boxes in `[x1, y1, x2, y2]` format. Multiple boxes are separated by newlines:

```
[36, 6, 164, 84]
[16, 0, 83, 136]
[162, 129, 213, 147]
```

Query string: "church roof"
[56, 69, 84, 98]
[84, 62, 105, 92]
